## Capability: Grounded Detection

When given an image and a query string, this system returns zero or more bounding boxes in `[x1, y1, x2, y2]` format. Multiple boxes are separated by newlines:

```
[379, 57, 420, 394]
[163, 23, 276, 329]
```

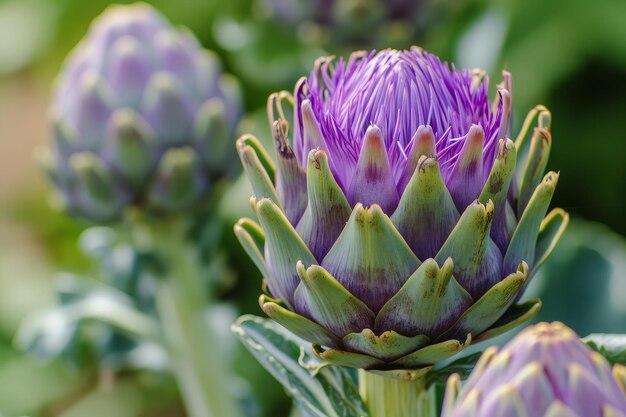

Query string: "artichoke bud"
[236, 48, 569, 371]
[43, 3, 241, 222]
[442, 322, 626, 417]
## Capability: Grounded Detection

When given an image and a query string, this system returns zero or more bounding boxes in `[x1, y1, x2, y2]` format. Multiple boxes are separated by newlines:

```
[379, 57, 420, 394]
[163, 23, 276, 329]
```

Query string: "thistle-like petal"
[479, 385, 527, 417]
[614, 364, 626, 396]
[301, 100, 330, 164]
[101, 109, 155, 186]
[148, 146, 206, 211]
[254, 198, 317, 308]
[321, 204, 420, 312]
[396, 125, 437, 192]
[391, 335, 472, 368]
[106, 36, 152, 107]
[346, 126, 400, 213]
[313, 344, 387, 369]
[237, 136, 281, 205]
[68, 151, 128, 221]
[375, 258, 472, 337]
[543, 403, 580, 417]
[472, 299, 542, 343]
[294, 262, 375, 338]
[435, 200, 503, 298]
[517, 127, 552, 214]
[75, 72, 113, 149]
[503, 172, 559, 276]
[272, 120, 308, 225]
[506, 363, 555, 416]
[234, 218, 269, 279]
[296, 149, 352, 260]
[391, 156, 460, 260]
[154, 29, 197, 83]
[260, 295, 340, 348]
[533, 208, 570, 274]
[193, 99, 229, 171]
[342, 329, 429, 361]
[436, 262, 528, 342]
[140, 72, 194, 146]
[446, 125, 486, 211]
[479, 138, 517, 252]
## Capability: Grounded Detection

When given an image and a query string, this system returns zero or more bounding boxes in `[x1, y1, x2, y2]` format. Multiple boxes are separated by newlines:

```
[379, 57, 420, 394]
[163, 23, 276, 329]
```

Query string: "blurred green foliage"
[528, 219, 626, 335]
[1, 0, 625, 415]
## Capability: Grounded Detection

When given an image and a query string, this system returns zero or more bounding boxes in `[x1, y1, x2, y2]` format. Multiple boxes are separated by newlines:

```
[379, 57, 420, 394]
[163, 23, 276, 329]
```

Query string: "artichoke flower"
[442, 322, 626, 417]
[235, 48, 568, 370]
[42, 3, 240, 222]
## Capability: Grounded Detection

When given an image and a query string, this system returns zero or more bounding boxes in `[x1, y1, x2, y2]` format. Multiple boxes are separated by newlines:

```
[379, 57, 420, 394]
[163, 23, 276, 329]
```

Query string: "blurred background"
[0, 0, 625, 415]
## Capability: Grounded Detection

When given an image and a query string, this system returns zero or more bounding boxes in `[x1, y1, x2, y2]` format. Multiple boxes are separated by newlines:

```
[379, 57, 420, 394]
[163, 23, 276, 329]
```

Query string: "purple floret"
[293, 47, 508, 195]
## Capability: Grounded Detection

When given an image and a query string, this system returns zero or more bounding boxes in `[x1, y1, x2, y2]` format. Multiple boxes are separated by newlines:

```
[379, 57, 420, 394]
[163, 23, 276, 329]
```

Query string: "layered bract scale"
[442, 322, 626, 417]
[44, 3, 240, 221]
[236, 48, 568, 370]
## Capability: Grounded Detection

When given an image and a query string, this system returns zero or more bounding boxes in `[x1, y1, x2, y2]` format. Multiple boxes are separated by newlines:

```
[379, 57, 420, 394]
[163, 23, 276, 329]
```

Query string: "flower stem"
[358, 370, 438, 417]
[138, 218, 243, 417]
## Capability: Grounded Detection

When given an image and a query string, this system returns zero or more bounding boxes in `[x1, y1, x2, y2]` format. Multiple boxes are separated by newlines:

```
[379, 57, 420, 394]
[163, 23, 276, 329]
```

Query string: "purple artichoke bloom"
[442, 322, 626, 417]
[41, 3, 240, 222]
[235, 47, 568, 370]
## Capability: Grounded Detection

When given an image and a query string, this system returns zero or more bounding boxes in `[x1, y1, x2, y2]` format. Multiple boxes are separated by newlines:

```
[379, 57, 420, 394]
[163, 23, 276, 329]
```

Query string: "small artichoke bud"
[236, 48, 568, 371]
[45, 3, 241, 222]
[442, 322, 626, 417]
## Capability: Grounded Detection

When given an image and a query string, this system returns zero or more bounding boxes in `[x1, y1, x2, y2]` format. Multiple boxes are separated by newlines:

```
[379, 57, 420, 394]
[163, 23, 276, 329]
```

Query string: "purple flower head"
[443, 322, 626, 417]
[293, 48, 510, 213]
[236, 47, 567, 371]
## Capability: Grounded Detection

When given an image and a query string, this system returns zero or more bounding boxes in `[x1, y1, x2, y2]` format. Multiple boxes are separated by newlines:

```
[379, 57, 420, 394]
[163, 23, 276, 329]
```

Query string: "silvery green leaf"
[583, 334, 626, 365]
[16, 283, 161, 361]
[232, 315, 369, 417]
[424, 352, 483, 386]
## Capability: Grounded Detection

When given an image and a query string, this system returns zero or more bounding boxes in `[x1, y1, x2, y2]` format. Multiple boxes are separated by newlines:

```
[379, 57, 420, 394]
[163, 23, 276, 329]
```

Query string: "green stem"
[359, 370, 438, 417]
[137, 218, 243, 417]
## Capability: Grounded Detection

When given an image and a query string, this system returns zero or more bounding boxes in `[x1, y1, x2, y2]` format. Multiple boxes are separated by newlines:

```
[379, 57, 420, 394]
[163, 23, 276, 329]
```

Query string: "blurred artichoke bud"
[263, 0, 421, 45]
[43, 3, 240, 222]
[442, 322, 626, 417]
[235, 48, 568, 371]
